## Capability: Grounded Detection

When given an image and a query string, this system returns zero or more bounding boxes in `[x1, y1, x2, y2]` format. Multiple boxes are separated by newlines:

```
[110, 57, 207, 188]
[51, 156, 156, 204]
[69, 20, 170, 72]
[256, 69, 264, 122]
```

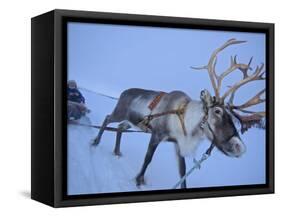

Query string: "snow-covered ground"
[67, 88, 266, 195]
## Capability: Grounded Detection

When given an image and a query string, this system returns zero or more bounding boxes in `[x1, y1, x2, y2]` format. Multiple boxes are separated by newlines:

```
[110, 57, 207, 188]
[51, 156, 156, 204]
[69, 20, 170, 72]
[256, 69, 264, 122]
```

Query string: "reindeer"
[91, 39, 265, 188]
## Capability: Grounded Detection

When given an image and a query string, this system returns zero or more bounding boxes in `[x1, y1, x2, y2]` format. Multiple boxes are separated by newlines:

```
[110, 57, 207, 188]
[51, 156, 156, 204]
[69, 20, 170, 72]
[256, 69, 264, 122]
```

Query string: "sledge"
[68, 100, 90, 121]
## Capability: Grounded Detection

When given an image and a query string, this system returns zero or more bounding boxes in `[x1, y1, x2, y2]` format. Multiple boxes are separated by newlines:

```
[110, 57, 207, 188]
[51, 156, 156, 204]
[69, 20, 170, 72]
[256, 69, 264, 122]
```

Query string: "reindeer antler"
[192, 38, 266, 133]
[191, 38, 248, 103]
[226, 66, 266, 133]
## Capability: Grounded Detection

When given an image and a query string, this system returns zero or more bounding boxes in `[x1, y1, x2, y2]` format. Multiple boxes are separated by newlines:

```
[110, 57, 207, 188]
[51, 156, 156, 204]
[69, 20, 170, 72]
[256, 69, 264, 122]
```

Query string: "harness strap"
[140, 100, 189, 136]
[148, 92, 166, 110]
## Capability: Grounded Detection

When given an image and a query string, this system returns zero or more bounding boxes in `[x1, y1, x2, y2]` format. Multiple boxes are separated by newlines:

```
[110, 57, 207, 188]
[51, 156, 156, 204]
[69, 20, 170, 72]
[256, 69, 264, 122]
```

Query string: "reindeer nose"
[229, 136, 246, 157]
[235, 143, 241, 152]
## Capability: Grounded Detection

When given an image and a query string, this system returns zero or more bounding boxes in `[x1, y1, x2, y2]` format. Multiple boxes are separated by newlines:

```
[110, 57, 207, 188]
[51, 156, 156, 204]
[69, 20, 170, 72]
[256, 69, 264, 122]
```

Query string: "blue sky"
[67, 22, 266, 188]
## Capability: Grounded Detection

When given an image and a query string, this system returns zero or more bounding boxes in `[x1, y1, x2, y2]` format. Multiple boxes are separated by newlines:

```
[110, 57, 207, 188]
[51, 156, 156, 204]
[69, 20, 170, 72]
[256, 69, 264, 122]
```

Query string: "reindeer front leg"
[177, 154, 187, 188]
[174, 143, 187, 188]
[136, 133, 161, 186]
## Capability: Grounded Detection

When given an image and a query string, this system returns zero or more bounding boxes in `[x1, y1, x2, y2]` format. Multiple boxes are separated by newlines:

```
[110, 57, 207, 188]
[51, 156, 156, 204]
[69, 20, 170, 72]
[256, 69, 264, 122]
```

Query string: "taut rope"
[172, 143, 215, 189]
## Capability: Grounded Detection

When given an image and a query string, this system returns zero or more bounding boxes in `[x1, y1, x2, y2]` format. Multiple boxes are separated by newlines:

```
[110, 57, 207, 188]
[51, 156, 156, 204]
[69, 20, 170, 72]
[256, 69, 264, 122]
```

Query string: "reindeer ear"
[200, 89, 214, 108]
[212, 96, 216, 104]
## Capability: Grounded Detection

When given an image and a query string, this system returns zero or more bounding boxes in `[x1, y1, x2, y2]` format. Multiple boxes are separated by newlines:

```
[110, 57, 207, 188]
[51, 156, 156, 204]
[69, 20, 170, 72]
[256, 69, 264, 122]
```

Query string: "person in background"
[68, 80, 89, 120]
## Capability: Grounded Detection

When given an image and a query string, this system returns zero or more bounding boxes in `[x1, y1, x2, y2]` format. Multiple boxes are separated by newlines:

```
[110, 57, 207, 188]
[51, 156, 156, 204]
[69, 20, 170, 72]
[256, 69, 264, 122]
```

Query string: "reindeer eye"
[214, 108, 222, 115]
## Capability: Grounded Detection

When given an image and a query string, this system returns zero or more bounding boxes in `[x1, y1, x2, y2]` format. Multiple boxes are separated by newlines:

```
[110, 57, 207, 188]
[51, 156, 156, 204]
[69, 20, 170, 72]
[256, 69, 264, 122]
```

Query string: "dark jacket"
[68, 88, 85, 104]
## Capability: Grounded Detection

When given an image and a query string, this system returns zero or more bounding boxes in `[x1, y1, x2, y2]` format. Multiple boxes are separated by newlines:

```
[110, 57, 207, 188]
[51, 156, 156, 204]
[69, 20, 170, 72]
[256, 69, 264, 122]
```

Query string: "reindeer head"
[193, 39, 265, 157]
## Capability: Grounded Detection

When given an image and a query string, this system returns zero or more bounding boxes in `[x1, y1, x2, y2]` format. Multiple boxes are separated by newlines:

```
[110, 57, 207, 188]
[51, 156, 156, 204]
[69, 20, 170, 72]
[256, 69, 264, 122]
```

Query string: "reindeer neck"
[184, 100, 205, 125]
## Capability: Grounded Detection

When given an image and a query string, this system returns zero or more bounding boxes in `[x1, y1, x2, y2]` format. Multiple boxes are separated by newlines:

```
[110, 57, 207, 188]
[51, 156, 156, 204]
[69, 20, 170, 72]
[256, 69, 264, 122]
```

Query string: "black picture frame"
[31, 9, 274, 207]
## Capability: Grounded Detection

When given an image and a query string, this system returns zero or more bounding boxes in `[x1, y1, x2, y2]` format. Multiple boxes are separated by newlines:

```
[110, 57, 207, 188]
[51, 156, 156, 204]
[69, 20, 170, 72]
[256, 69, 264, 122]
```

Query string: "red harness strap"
[141, 92, 188, 136]
[148, 92, 166, 110]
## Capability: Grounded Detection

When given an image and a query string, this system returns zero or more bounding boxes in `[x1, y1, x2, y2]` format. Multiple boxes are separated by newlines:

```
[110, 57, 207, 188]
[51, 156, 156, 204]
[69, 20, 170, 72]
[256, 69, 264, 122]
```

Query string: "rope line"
[69, 121, 146, 133]
[172, 143, 214, 189]
[78, 87, 119, 100]
[172, 153, 210, 189]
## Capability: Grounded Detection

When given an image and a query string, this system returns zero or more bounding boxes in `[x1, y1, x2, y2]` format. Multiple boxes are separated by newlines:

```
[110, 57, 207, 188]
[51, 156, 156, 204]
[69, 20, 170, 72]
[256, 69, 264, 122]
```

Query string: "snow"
[67, 88, 266, 195]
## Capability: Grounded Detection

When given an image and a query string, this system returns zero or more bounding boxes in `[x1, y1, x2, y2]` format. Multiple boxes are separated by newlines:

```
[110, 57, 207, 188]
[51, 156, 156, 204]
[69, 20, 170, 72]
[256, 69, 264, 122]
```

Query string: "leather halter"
[199, 102, 216, 155]
[200, 101, 237, 156]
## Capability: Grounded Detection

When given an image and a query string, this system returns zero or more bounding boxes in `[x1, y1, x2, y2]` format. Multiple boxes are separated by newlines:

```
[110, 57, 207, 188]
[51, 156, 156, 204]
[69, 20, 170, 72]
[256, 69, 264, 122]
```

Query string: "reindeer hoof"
[91, 137, 100, 146]
[181, 181, 187, 189]
[136, 175, 146, 186]
[113, 151, 122, 157]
